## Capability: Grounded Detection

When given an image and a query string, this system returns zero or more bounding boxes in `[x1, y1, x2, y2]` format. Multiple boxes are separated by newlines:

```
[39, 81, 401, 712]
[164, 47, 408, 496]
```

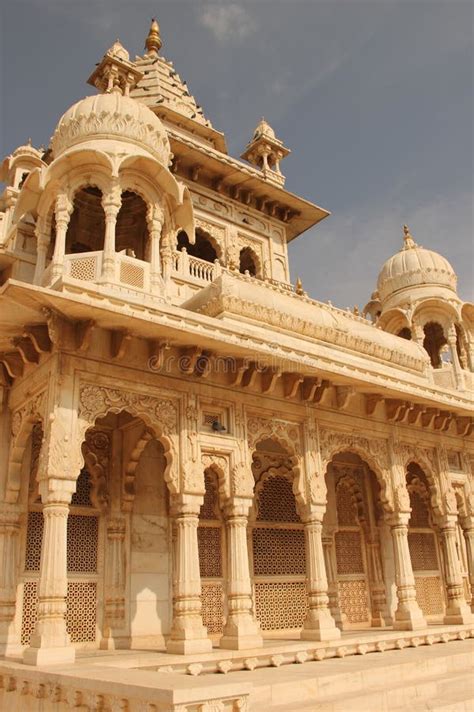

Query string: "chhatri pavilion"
[0, 18, 472, 712]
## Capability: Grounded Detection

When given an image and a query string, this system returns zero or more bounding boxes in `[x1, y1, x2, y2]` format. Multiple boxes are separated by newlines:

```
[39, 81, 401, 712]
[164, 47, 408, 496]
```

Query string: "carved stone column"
[447, 326, 465, 390]
[101, 185, 121, 281]
[322, 533, 344, 628]
[301, 508, 341, 641]
[439, 515, 472, 624]
[51, 193, 73, 281]
[101, 516, 127, 649]
[0, 506, 21, 655]
[147, 204, 164, 293]
[462, 519, 474, 611]
[389, 513, 427, 630]
[366, 534, 391, 627]
[220, 500, 262, 650]
[160, 230, 175, 283]
[23, 480, 76, 665]
[33, 217, 51, 285]
[167, 494, 212, 654]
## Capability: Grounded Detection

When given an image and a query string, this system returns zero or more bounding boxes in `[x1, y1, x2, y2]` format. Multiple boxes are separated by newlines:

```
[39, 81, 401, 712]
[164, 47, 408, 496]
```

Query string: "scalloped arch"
[321, 442, 392, 514]
[77, 385, 179, 495]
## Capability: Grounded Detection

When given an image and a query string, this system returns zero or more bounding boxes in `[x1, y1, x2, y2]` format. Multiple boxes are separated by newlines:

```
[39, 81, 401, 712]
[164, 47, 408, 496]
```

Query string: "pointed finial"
[27, 137, 32, 146]
[145, 18, 162, 56]
[402, 224, 417, 250]
[295, 277, 304, 295]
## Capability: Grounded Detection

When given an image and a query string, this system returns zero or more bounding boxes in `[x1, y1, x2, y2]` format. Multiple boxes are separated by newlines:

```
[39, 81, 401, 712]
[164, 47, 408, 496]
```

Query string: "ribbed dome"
[377, 227, 457, 303]
[51, 92, 171, 165]
[253, 117, 276, 141]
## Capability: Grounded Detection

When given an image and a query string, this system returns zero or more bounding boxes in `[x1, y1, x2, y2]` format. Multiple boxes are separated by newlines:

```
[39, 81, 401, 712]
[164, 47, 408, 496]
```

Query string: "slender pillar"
[322, 533, 344, 628]
[160, 232, 175, 283]
[147, 204, 164, 293]
[220, 500, 262, 649]
[101, 516, 127, 649]
[462, 521, 474, 611]
[301, 509, 341, 641]
[439, 516, 472, 624]
[389, 513, 427, 630]
[23, 481, 76, 665]
[0, 506, 21, 655]
[33, 218, 51, 285]
[447, 326, 465, 390]
[367, 535, 391, 627]
[51, 193, 72, 281]
[167, 495, 212, 654]
[101, 187, 121, 281]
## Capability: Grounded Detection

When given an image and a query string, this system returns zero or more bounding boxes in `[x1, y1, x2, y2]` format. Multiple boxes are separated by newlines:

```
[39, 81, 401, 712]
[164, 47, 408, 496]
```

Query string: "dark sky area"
[1, 0, 472, 307]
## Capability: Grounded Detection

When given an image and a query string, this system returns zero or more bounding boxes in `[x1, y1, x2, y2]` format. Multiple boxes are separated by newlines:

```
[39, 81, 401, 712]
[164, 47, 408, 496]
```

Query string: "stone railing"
[172, 248, 221, 284]
[42, 251, 150, 292]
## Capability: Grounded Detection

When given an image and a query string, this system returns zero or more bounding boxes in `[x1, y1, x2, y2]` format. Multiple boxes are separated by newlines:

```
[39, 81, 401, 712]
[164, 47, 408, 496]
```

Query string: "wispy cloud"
[199, 3, 256, 45]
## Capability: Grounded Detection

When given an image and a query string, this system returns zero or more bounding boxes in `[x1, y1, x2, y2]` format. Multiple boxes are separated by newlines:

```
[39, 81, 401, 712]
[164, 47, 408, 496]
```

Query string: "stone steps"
[245, 639, 474, 711]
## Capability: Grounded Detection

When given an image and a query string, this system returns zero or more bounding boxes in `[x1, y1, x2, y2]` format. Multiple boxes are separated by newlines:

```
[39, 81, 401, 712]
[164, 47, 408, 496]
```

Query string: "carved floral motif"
[247, 416, 301, 455]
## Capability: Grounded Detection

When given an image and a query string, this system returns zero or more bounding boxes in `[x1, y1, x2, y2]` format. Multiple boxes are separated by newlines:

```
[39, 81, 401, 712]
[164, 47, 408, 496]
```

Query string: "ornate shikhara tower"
[0, 18, 472, 673]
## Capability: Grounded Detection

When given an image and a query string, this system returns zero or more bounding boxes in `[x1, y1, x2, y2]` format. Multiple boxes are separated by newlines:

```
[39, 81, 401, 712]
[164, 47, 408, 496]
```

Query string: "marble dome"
[377, 226, 457, 303]
[50, 91, 171, 165]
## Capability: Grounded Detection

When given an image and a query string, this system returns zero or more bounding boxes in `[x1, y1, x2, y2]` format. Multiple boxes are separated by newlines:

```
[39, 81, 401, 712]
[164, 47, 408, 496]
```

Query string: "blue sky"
[1, 0, 472, 308]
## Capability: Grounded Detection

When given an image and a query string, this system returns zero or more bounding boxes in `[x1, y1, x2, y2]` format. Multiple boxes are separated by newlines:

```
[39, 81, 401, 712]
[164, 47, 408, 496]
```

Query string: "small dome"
[253, 117, 276, 141]
[51, 92, 171, 165]
[12, 141, 43, 160]
[377, 226, 457, 303]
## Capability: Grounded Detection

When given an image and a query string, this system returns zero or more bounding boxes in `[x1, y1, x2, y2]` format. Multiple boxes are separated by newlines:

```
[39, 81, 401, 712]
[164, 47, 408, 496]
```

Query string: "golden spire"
[402, 224, 417, 250]
[145, 18, 162, 55]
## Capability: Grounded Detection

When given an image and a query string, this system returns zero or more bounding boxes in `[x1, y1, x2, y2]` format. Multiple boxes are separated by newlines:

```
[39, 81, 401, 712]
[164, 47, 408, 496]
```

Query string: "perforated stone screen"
[198, 527, 222, 578]
[21, 580, 97, 645]
[120, 260, 144, 288]
[414, 576, 444, 615]
[256, 476, 300, 522]
[252, 527, 305, 576]
[335, 530, 365, 575]
[255, 581, 308, 630]
[200, 582, 224, 634]
[69, 255, 97, 281]
[408, 532, 439, 571]
[337, 579, 370, 623]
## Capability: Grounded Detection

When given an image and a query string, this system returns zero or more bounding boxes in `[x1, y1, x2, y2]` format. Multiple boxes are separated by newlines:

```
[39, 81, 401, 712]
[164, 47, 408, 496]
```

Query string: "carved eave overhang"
[1, 279, 472, 418]
[166, 128, 329, 241]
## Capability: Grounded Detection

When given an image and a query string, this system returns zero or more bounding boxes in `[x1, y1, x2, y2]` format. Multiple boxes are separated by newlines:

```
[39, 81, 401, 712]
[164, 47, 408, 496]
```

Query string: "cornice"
[1, 279, 473, 416]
